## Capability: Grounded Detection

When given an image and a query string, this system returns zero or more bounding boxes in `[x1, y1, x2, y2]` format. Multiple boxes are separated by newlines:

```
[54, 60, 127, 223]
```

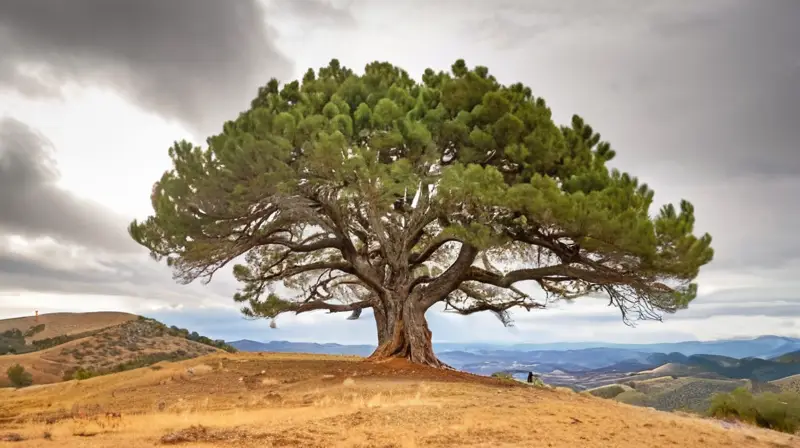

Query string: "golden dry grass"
[0, 312, 137, 342]
[1, 352, 798, 447]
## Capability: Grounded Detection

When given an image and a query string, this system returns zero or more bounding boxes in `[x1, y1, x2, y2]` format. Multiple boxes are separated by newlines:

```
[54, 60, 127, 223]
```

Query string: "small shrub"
[0, 433, 24, 442]
[530, 376, 546, 388]
[708, 387, 800, 434]
[72, 367, 98, 381]
[614, 390, 651, 406]
[24, 324, 46, 337]
[7, 364, 33, 388]
[587, 384, 629, 399]
[490, 372, 515, 381]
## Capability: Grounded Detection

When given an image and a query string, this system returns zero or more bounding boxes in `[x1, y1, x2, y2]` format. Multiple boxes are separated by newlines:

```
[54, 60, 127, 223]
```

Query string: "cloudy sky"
[1, 0, 798, 346]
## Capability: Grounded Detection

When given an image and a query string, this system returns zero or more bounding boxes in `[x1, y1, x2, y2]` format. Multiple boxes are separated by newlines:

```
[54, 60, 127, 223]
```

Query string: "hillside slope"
[0, 318, 219, 386]
[0, 312, 136, 342]
[0, 353, 796, 447]
[613, 376, 750, 412]
[774, 350, 800, 363]
[773, 374, 800, 394]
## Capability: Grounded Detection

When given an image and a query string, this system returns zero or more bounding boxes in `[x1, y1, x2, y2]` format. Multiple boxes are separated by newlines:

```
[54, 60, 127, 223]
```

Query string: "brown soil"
[0, 352, 797, 447]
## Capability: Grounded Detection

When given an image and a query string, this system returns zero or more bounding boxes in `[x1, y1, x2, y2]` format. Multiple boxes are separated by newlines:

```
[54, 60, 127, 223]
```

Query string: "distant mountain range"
[229, 339, 375, 356]
[229, 335, 800, 362]
[228, 335, 800, 388]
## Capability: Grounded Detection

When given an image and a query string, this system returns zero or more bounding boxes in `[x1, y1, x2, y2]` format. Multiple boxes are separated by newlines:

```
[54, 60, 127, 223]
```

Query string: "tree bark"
[368, 296, 446, 368]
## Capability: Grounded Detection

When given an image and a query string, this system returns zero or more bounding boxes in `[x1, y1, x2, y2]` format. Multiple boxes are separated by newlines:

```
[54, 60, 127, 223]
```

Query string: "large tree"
[130, 59, 713, 367]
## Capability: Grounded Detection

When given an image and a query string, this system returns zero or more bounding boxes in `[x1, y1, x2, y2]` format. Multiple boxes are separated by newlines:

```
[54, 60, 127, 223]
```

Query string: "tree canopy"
[129, 59, 714, 367]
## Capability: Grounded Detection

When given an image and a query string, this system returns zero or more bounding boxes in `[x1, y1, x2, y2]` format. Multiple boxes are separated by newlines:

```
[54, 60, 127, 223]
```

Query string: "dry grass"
[0, 312, 137, 342]
[1, 352, 797, 447]
[774, 375, 800, 394]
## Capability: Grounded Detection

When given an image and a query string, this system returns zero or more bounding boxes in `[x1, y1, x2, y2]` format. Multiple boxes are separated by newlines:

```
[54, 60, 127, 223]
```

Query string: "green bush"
[708, 387, 800, 434]
[615, 390, 650, 406]
[7, 364, 33, 388]
[23, 324, 46, 338]
[587, 384, 629, 399]
[72, 367, 98, 381]
[491, 372, 515, 381]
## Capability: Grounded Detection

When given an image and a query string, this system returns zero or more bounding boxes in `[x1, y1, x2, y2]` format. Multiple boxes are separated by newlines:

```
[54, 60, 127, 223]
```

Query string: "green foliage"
[6, 363, 32, 388]
[586, 384, 629, 399]
[63, 352, 195, 381]
[709, 387, 800, 434]
[132, 316, 236, 352]
[1, 328, 22, 339]
[129, 58, 714, 338]
[0, 328, 26, 355]
[491, 372, 515, 381]
[529, 376, 546, 388]
[607, 377, 749, 413]
[32, 331, 96, 352]
[23, 324, 46, 338]
[112, 352, 193, 372]
[71, 367, 98, 381]
[165, 324, 237, 353]
[614, 390, 650, 406]
[774, 350, 800, 363]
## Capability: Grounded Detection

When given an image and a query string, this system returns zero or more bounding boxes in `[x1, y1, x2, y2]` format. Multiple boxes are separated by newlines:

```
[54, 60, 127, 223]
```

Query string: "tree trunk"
[368, 297, 446, 368]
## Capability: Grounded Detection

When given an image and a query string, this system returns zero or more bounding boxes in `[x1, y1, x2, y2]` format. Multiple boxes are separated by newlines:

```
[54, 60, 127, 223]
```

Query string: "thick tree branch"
[257, 236, 343, 252]
[464, 264, 572, 288]
[418, 243, 479, 309]
[290, 299, 373, 314]
[259, 261, 355, 283]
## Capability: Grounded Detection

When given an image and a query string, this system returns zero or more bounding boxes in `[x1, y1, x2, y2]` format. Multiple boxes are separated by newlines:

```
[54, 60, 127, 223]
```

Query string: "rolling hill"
[684, 354, 800, 382]
[773, 350, 800, 363]
[0, 318, 220, 386]
[0, 352, 796, 447]
[500, 335, 800, 359]
[228, 339, 375, 356]
[0, 313, 237, 387]
[232, 337, 800, 373]
[0, 312, 136, 344]
[772, 374, 800, 394]
[611, 376, 751, 413]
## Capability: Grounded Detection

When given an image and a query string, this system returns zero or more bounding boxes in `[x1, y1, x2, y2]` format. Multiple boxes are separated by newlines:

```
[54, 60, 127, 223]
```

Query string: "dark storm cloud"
[0, 0, 292, 137]
[0, 118, 135, 252]
[0, 243, 238, 303]
[267, 0, 355, 27]
[481, 0, 800, 180]
[0, 118, 240, 301]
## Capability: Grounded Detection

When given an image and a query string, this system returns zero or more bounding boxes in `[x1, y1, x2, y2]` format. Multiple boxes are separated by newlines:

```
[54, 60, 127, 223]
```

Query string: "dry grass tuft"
[0, 432, 24, 442]
[160, 425, 218, 444]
